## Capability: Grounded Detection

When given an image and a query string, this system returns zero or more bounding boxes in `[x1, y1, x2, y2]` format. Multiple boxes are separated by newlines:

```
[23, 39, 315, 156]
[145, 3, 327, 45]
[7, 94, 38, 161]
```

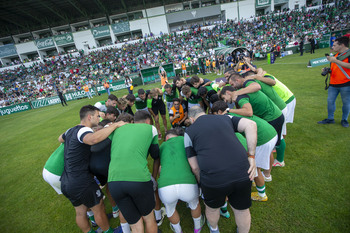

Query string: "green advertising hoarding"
[3, 82, 127, 114]
[307, 57, 330, 67]
[36, 37, 55, 49]
[31, 96, 62, 109]
[111, 22, 130, 34]
[54, 33, 74, 46]
[64, 89, 97, 101]
[0, 44, 18, 58]
[96, 82, 126, 93]
[0, 102, 32, 116]
[256, 0, 271, 7]
[91, 26, 111, 38]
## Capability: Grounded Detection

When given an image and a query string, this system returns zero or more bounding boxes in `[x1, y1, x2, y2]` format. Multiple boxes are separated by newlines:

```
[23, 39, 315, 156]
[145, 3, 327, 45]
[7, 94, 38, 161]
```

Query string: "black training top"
[184, 114, 250, 188]
[90, 138, 112, 179]
[61, 125, 94, 195]
[125, 105, 134, 116]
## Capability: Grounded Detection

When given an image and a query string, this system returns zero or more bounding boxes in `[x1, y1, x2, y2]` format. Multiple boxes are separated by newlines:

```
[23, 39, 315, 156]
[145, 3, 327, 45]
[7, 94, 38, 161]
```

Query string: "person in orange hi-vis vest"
[158, 66, 168, 87]
[318, 36, 350, 128]
[84, 84, 93, 99]
[104, 81, 110, 95]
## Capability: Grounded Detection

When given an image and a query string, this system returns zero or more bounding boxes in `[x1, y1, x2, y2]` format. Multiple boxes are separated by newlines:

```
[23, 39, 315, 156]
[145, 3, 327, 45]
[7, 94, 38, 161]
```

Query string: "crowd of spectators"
[1, 3, 349, 107]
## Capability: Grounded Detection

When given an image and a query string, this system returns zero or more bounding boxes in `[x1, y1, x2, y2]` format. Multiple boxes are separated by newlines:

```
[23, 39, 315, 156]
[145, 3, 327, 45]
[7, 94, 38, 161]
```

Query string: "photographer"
[235, 56, 257, 73]
[318, 36, 350, 128]
[169, 98, 190, 128]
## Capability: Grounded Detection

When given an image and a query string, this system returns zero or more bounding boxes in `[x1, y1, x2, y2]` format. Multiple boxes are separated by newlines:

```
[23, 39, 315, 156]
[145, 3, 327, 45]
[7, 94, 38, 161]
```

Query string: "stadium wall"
[239, 0, 256, 19]
[221, 0, 256, 21]
[146, 6, 165, 17]
[148, 15, 169, 35]
[130, 18, 151, 36]
[16, 41, 37, 55]
[221, 2, 239, 21]
[72, 30, 97, 51]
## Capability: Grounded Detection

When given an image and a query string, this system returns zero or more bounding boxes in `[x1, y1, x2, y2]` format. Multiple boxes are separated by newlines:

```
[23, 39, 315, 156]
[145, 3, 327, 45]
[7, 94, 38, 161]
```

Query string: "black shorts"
[95, 175, 107, 186]
[152, 102, 166, 115]
[108, 180, 155, 224]
[268, 114, 285, 146]
[62, 180, 104, 208]
[201, 179, 252, 210]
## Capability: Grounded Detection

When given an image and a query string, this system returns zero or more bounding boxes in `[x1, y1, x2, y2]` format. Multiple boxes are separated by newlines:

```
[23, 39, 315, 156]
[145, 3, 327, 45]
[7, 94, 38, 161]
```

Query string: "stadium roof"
[215, 47, 249, 55]
[0, 0, 183, 38]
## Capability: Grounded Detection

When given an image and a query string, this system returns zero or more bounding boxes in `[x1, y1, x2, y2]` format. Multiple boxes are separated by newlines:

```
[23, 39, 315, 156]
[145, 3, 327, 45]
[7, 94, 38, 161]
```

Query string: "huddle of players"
[137, 66, 296, 204]
[43, 68, 295, 233]
[90, 75, 219, 140]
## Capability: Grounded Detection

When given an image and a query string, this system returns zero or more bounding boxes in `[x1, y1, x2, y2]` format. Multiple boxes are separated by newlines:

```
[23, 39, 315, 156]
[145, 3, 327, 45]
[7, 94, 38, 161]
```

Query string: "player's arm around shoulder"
[236, 81, 261, 96]
[83, 121, 127, 145]
[255, 75, 276, 86]
[229, 102, 253, 117]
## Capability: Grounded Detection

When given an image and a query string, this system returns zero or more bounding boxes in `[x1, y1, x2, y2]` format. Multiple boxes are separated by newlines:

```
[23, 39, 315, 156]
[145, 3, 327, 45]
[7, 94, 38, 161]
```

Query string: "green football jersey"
[235, 133, 247, 151]
[44, 143, 64, 176]
[264, 73, 294, 103]
[237, 80, 282, 122]
[162, 85, 179, 102]
[187, 87, 201, 104]
[134, 93, 152, 110]
[108, 124, 158, 182]
[255, 79, 287, 110]
[158, 136, 197, 188]
[229, 113, 277, 146]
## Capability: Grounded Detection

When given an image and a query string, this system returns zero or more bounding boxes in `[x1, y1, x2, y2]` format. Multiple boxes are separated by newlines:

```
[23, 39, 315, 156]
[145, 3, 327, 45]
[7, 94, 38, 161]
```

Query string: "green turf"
[1, 48, 349, 232]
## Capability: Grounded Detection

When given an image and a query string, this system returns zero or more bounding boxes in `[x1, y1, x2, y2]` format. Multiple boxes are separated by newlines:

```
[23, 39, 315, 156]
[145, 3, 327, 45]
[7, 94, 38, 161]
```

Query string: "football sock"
[276, 139, 286, 162]
[103, 227, 113, 233]
[193, 215, 202, 229]
[256, 185, 266, 197]
[112, 205, 119, 212]
[171, 222, 182, 233]
[87, 211, 95, 222]
[220, 202, 228, 213]
[121, 223, 131, 233]
[210, 225, 219, 231]
[155, 209, 162, 221]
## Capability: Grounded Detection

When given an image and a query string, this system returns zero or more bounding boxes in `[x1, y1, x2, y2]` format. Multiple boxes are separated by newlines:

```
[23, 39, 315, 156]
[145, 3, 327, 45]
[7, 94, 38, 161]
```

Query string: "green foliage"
[0, 48, 349, 232]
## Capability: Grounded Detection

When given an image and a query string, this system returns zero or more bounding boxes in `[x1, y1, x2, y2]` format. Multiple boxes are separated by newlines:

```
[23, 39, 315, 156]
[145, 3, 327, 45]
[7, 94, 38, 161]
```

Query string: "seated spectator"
[169, 98, 190, 128]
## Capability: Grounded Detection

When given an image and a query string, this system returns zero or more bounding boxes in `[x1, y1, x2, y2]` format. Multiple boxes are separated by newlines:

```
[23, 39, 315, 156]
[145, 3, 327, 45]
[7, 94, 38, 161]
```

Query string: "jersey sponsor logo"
[96, 189, 102, 197]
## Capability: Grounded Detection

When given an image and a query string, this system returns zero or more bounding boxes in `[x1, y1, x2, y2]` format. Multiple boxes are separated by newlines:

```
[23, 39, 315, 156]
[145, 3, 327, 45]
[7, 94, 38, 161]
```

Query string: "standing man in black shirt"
[184, 106, 257, 233]
[57, 89, 68, 106]
[58, 105, 125, 233]
[299, 38, 304, 56]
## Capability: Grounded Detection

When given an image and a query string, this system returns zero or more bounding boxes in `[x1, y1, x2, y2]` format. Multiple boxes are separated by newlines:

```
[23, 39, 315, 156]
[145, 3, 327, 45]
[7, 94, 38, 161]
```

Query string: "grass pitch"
[0, 48, 349, 233]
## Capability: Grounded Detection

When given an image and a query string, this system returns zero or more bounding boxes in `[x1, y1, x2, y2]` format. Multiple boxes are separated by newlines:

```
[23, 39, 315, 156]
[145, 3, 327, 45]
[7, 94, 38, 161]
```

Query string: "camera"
[321, 67, 331, 76]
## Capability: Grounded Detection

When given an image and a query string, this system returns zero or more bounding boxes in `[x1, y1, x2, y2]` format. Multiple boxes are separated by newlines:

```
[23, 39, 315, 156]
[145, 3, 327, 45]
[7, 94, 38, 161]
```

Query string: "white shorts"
[188, 102, 200, 110]
[136, 107, 149, 112]
[281, 107, 288, 136]
[255, 135, 278, 170]
[286, 98, 296, 124]
[42, 168, 62, 194]
[167, 102, 173, 112]
[158, 184, 199, 217]
[182, 69, 187, 74]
